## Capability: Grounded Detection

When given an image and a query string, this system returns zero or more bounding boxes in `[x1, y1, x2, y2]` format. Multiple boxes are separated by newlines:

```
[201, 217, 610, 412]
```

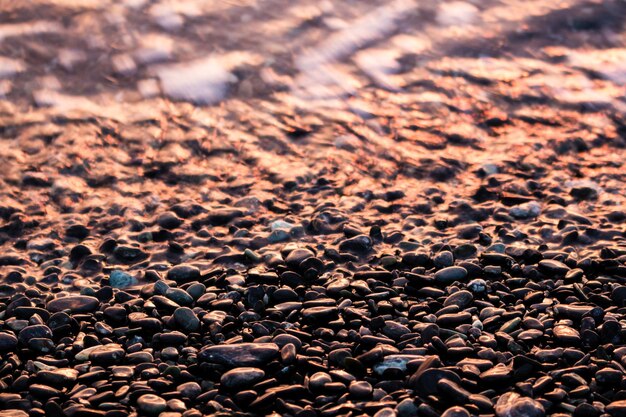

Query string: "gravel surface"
[1, 1, 626, 417]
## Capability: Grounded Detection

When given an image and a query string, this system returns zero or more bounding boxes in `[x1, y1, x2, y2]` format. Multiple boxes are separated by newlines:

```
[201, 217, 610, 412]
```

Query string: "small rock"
[468, 279, 487, 293]
[220, 367, 265, 390]
[177, 381, 201, 398]
[18, 325, 52, 345]
[443, 290, 473, 308]
[157, 211, 183, 229]
[495, 392, 545, 417]
[339, 235, 373, 253]
[349, 381, 373, 399]
[509, 202, 541, 219]
[553, 325, 581, 344]
[606, 400, 626, 416]
[442, 407, 471, 417]
[539, 260, 570, 276]
[167, 265, 200, 283]
[173, 307, 200, 332]
[109, 270, 135, 288]
[435, 266, 468, 284]
[199, 343, 279, 367]
[89, 343, 125, 365]
[46, 296, 100, 313]
[137, 394, 167, 415]
[0, 332, 18, 351]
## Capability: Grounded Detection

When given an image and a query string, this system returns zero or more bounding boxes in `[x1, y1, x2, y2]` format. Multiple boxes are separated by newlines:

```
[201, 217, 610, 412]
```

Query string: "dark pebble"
[199, 343, 279, 367]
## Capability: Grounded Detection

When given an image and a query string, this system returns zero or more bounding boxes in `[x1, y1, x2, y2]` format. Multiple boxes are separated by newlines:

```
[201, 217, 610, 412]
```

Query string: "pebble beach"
[1, 1, 626, 417]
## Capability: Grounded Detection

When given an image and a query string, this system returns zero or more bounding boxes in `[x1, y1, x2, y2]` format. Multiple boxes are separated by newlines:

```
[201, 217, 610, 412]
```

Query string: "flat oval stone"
[167, 265, 200, 283]
[437, 312, 472, 327]
[177, 381, 202, 398]
[137, 394, 167, 415]
[18, 325, 52, 345]
[199, 343, 279, 367]
[309, 371, 332, 390]
[30, 383, 61, 399]
[166, 288, 193, 305]
[606, 400, 626, 416]
[285, 248, 314, 268]
[338, 235, 372, 253]
[553, 304, 593, 319]
[538, 260, 569, 276]
[0, 332, 18, 351]
[435, 266, 468, 284]
[302, 306, 338, 322]
[89, 343, 125, 365]
[553, 325, 581, 344]
[220, 367, 265, 389]
[0, 411, 27, 417]
[443, 290, 473, 308]
[47, 296, 99, 313]
[37, 368, 79, 386]
[349, 380, 373, 399]
[173, 307, 200, 332]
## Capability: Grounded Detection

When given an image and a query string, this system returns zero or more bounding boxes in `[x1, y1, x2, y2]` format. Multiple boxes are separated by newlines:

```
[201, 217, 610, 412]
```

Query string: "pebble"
[285, 248, 314, 267]
[46, 296, 100, 313]
[157, 211, 183, 229]
[177, 381, 201, 398]
[137, 394, 167, 415]
[18, 325, 52, 345]
[495, 392, 545, 417]
[443, 290, 473, 308]
[89, 343, 125, 365]
[0, 332, 18, 351]
[302, 306, 338, 322]
[509, 202, 541, 219]
[199, 343, 279, 366]
[3, 10, 626, 417]
[442, 407, 471, 417]
[468, 278, 487, 293]
[109, 270, 135, 288]
[166, 288, 193, 305]
[167, 265, 200, 282]
[220, 367, 265, 389]
[553, 325, 581, 344]
[396, 399, 418, 417]
[349, 381, 373, 398]
[434, 266, 468, 284]
[338, 235, 372, 253]
[606, 400, 626, 416]
[173, 307, 200, 332]
[1, 411, 27, 417]
[538, 259, 570, 276]
[412, 368, 462, 395]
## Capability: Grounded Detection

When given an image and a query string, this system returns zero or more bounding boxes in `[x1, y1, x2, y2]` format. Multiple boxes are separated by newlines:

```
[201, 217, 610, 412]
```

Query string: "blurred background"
[1, 0, 625, 117]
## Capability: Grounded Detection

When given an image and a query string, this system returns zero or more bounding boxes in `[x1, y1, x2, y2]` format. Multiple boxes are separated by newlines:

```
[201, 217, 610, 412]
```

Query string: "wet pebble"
[109, 270, 135, 288]
[0, 332, 18, 351]
[553, 325, 581, 344]
[137, 394, 167, 415]
[173, 307, 200, 332]
[495, 392, 545, 417]
[220, 367, 265, 390]
[167, 265, 200, 283]
[435, 266, 468, 284]
[46, 295, 99, 313]
[199, 343, 279, 367]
